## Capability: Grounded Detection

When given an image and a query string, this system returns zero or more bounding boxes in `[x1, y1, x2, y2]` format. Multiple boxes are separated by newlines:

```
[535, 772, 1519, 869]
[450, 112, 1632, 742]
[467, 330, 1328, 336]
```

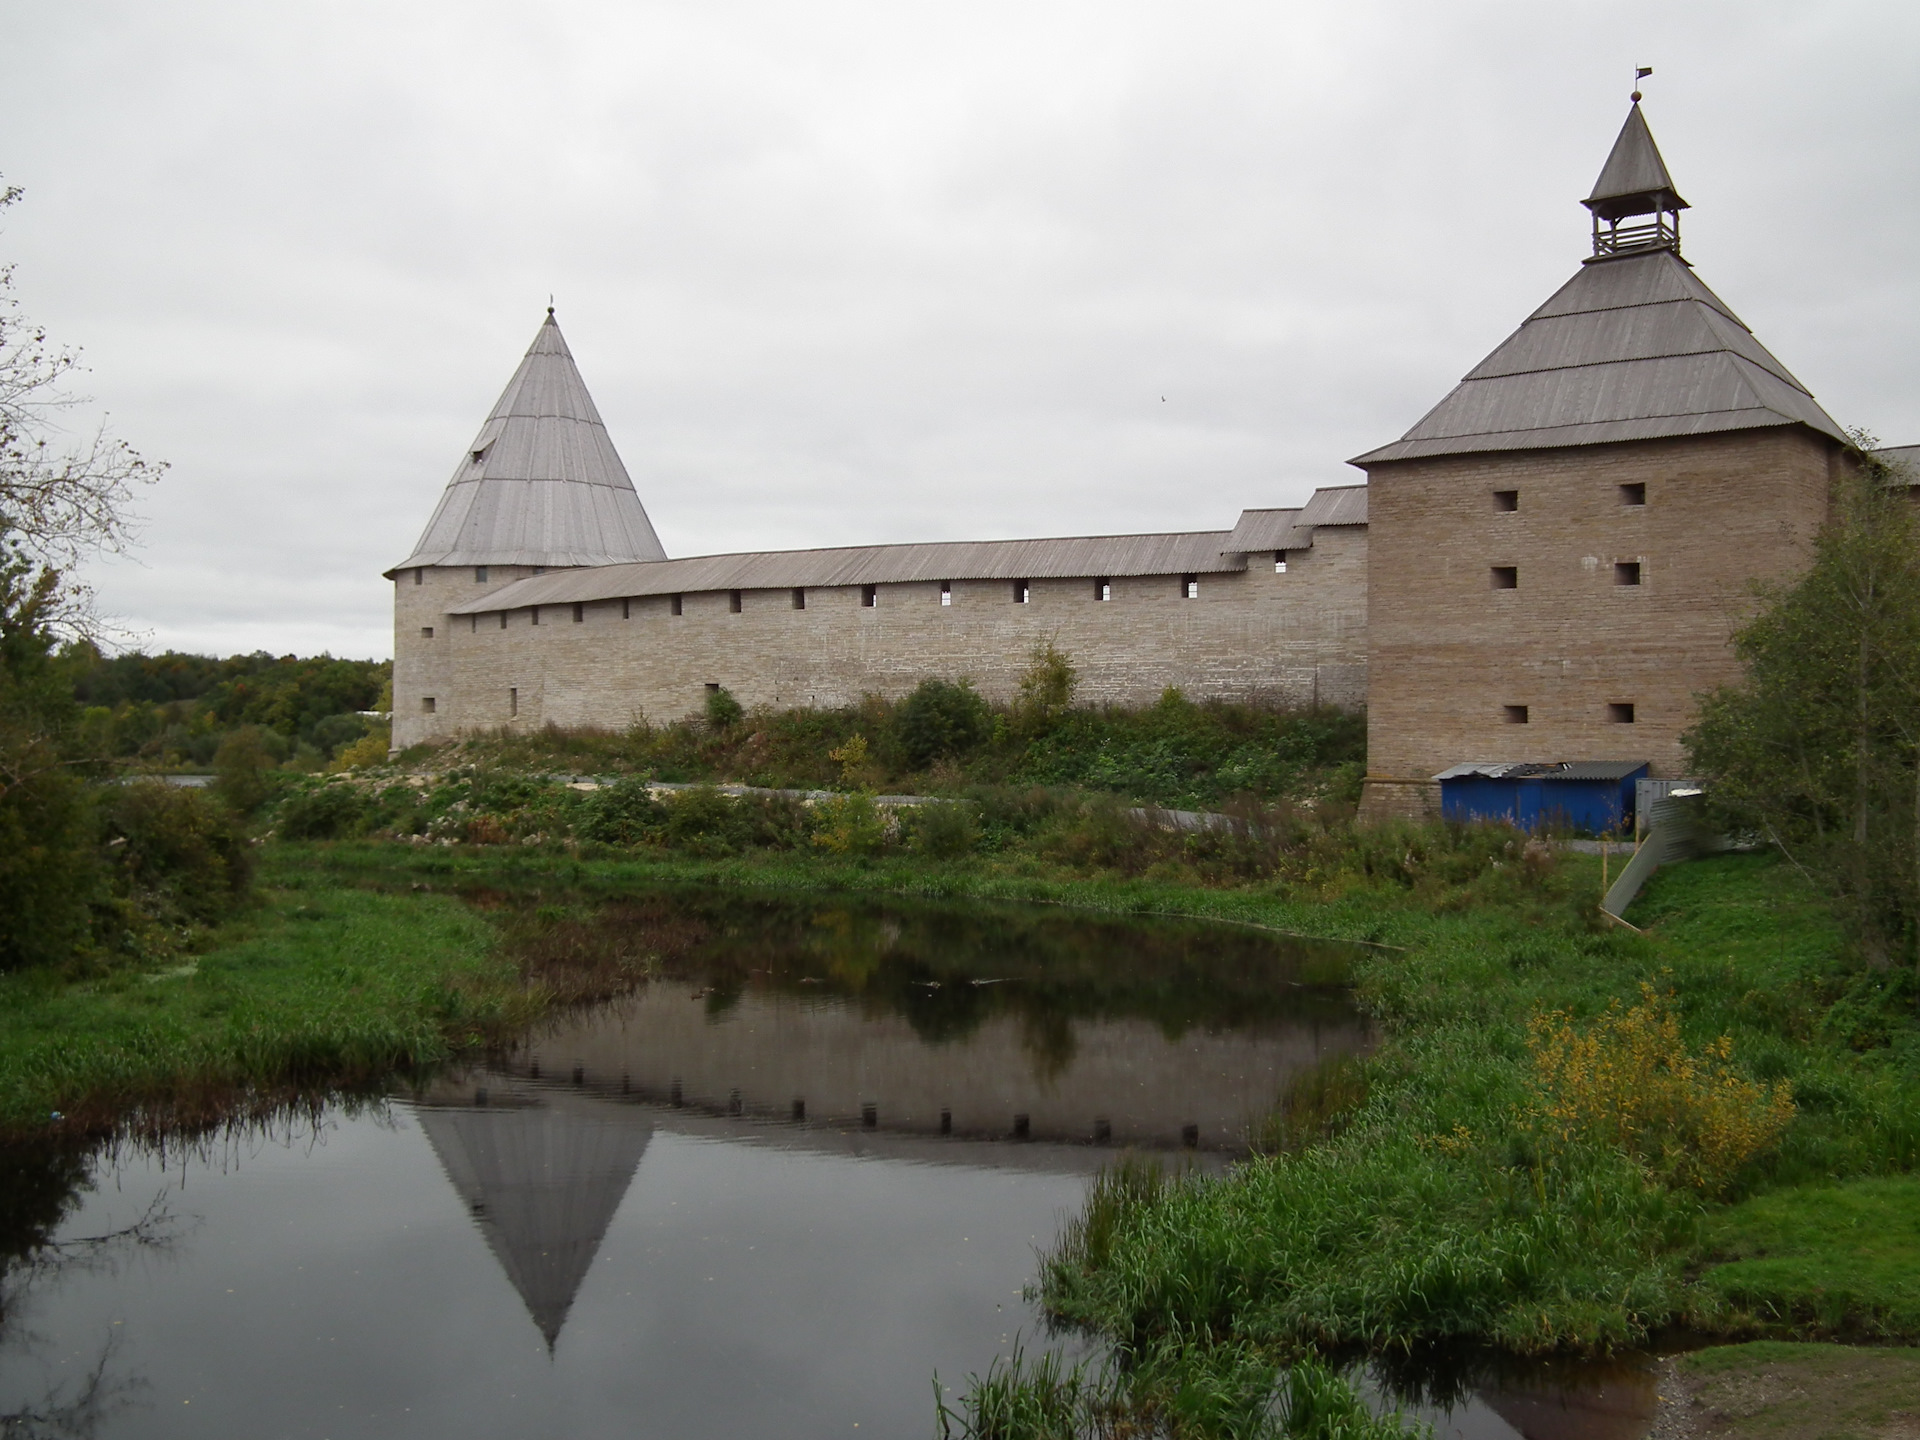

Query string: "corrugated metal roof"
[447, 530, 1245, 614]
[1584, 104, 1688, 220]
[390, 313, 668, 573]
[1875, 444, 1920, 478]
[1351, 250, 1846, 466]
[1219, 486, 1368, 555]
[1222, 509, 1303, 553]
[1296, 484, 1368, 528]
[1434, 761, 1650, 782]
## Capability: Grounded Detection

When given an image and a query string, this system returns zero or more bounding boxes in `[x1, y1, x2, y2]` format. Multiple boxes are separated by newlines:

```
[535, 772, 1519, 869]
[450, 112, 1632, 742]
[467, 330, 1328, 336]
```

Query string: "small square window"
[622, 597, 631, 619]
[572, 602, 585, 623]
[509, 688, 518, 718]
[1503, 704, 1529, 724]
[1013, 581, 1029, 605]
[670, 594, 683, 617]
[862, 584, 878, 608]
[1491, 566, 1518, 589]
[532, 565, 546, 576]
[728, 590, 743, 614]
[422, 696, 437, 714]
[1182, 575, 1199, 600]
[1607, 702, 1636, 724]
[498, 612, 507, 630]
[1096, 578, 1111, 602]
[940, 581, 952, 607]
[414, 568, 424, 586]
[705, 682, 720, 694]
[530, 606, 540, 625]
[1493, 490, 1518, 512]
[1614, 561, 1642, 586]
[469, 615, 477, 633]
[475, 566, 489, 582]
[792, 588, 806, 610]
[421, 626, 434, 638]
[1619, 483, 1646, 506]
[1274, 551, 1287, 573]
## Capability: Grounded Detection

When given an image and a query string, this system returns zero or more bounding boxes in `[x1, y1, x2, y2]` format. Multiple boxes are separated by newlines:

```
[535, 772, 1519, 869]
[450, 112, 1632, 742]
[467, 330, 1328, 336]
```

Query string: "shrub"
[828, 734, 874, 789]
[329, 726, 391, 772]
[893, 678, 991, 769]
[98, 780, 252, 927]
[0, 769, 96, 971]
[1010, 642, 1077, 735]
[812, 791, 889, 855]
[578, 777, 668, 845]
[705, 685, 744, 731]
[661, 785, 755, 856]
[907, 800, 978, 859]
[310, 711, 371, 758]
[1528, 984, 1798, 1194]
[275, 781, 372, 841]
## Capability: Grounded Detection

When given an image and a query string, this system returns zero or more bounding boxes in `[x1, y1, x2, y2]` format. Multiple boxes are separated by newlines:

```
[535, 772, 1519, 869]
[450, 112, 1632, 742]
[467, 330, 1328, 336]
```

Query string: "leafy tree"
[0, 542, 96, 968]
[212, 726, 279, 814]
[1686, 439, 1920, 968]
[0, 176, 164, 968]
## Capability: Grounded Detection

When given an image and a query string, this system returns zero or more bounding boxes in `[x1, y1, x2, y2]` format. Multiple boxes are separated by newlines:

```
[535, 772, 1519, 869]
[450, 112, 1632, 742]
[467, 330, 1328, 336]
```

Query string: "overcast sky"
[3, 1, 1915, 661]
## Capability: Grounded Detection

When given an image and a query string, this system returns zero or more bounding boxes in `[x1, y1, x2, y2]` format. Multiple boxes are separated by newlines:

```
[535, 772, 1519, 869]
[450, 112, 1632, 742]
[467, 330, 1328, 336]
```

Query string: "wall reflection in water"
[497, 889, 1374, 1149]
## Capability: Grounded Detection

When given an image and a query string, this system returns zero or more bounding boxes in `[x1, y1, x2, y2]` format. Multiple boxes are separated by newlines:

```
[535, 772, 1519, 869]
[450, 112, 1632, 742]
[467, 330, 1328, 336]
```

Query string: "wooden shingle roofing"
[1352, 110, 1845, 468]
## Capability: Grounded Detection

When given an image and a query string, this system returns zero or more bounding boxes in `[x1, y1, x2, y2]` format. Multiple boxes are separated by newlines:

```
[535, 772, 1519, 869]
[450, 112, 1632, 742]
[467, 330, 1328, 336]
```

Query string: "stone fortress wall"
[392, 523, 1369, 749]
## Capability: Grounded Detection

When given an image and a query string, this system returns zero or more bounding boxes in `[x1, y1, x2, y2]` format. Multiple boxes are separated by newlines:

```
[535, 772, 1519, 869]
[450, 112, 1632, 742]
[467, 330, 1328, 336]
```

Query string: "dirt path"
[1647, 1344, 1920, 1440]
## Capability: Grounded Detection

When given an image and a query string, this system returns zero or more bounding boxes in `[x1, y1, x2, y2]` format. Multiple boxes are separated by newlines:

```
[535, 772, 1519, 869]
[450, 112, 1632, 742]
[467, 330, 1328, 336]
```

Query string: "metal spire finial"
[547, 294, 555, 318]
[1630, 65, 1651, 104]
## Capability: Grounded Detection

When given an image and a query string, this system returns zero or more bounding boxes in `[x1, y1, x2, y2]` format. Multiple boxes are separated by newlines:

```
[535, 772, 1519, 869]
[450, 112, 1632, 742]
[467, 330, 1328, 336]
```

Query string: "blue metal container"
[1433, 761, 1649, 834]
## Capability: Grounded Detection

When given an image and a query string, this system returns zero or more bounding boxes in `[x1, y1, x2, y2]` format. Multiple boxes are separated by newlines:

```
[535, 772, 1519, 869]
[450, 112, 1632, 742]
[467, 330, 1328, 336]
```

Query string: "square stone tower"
[1352, 98, 1848, 820]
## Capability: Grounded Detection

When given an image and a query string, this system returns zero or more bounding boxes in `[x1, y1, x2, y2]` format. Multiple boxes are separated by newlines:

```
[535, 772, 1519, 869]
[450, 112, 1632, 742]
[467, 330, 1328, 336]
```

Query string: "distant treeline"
[68, 648, 392, 768]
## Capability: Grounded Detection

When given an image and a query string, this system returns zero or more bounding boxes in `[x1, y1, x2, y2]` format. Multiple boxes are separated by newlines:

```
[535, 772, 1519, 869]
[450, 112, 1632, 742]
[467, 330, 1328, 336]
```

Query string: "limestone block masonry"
[391, 531, 1368, 749]
[1358, 429, 1837, 818]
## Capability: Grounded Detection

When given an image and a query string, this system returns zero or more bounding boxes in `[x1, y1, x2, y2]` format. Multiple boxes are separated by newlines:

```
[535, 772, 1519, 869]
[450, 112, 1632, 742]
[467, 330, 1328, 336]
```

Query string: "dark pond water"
[0, 889, 1655, 1439]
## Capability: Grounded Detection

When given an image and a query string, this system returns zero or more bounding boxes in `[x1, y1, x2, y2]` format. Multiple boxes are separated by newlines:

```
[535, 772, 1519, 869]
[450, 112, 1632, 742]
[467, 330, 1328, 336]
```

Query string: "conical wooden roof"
[417, 1093, 652, 1350]
[391, 312, 668, 571]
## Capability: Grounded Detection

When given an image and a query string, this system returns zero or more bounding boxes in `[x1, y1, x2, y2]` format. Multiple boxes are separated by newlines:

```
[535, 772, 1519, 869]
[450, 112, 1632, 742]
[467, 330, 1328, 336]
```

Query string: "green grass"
[1698, 1176, 1920, 1337]
[0, 850, 519, 1138]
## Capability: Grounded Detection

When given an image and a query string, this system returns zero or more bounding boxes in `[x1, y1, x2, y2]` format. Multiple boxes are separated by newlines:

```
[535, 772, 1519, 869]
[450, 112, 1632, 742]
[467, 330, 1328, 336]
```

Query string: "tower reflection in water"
[411, 890, 1372, 1348]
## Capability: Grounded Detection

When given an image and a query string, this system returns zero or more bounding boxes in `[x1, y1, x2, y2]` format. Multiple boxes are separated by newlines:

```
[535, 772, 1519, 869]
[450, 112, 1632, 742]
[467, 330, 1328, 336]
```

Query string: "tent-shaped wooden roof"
[391, 312, 668, 573]
[1352, 109, 1843, 467]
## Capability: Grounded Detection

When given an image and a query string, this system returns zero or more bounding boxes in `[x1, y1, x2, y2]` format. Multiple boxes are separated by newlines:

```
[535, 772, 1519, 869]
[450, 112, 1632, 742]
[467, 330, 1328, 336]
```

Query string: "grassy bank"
[414, 688, 1366, 813]
[0, 850, 520, 1139]
[915, 848, 1917, 1435]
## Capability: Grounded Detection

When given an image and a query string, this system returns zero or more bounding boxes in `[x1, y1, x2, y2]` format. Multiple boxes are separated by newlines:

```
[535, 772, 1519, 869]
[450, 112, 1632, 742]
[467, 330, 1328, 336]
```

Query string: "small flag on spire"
[1631, 65, 1652, 103]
